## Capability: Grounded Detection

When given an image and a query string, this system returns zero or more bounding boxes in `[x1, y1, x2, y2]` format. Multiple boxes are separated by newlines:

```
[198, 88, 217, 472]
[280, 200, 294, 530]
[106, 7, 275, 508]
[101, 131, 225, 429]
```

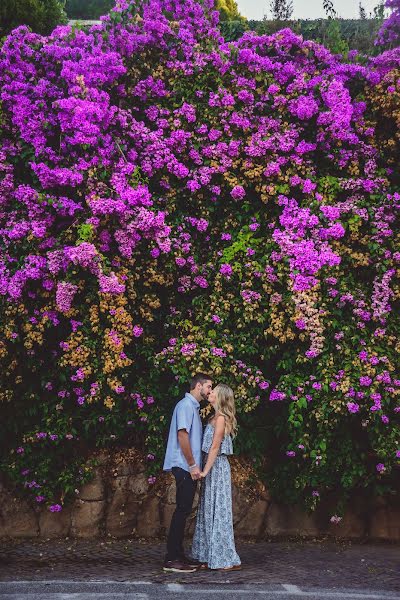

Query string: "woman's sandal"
[215, 565, 242, 571]
[197, 562, 209, 570]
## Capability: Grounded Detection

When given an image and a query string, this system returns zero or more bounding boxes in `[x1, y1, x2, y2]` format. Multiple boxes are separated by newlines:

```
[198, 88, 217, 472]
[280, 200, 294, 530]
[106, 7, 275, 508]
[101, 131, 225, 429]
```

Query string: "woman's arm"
[201, 415, 225, 477]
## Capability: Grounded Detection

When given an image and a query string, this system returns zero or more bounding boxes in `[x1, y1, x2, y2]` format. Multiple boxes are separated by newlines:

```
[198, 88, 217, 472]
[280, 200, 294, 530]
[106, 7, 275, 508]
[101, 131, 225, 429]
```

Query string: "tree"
[64, 0, 114, 20]
[323, 0, 337, 18]
[359, 1, 367, 18]
[0, 0, 67, 37]
[372, 0, 385, 19]
[269, 0, 294, 20]
[216, 0, 246, 22]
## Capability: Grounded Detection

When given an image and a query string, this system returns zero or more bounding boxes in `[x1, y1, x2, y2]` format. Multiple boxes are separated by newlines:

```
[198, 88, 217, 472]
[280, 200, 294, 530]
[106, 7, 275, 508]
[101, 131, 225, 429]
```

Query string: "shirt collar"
[185, 392, 200, 409]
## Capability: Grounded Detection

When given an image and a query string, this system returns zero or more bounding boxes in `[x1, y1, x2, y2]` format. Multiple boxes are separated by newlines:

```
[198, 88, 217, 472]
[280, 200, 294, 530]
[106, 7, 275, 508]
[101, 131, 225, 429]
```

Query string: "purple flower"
[360, 376, 372, 387]
[347, 402, 360, 414]
[220, 263, 233, 277]
[180, 343, 196, 356]
[49, 504, 62, 512]
[270, 389, 286, 401]
[56, 281, 78, 313]
[230, 185, 245, 200]
[211, 347, 226, 357]
[286, 451, 296, 457]
[376, 463, 386, 473]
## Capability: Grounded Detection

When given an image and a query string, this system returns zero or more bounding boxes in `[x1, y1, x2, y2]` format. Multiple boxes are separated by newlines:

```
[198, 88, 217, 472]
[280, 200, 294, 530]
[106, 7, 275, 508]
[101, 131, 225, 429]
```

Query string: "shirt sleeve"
[176, 402, 193, 433]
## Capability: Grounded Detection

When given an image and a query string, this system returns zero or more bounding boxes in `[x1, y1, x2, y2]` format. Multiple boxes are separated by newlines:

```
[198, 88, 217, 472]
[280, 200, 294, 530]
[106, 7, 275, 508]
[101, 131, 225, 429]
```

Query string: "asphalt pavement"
[0, 538, 398, 599]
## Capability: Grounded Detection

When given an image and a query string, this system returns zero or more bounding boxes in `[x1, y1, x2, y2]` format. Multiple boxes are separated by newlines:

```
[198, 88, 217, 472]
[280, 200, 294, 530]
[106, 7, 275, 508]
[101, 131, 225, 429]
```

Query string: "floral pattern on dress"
[191, 422, 241, 569]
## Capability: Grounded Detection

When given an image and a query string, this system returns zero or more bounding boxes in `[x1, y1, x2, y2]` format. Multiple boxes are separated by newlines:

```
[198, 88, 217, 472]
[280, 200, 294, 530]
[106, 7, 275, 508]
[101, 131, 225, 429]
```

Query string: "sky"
[236, 0, 384, 21]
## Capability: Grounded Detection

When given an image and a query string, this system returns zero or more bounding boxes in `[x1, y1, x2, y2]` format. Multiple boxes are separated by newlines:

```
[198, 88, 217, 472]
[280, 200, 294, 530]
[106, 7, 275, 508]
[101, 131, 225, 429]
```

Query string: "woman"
[191, 383, 241, 571]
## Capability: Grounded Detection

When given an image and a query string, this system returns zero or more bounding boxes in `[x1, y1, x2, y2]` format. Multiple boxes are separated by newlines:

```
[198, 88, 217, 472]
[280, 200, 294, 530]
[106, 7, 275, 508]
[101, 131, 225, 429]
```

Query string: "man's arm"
[177, 429, 201, 480]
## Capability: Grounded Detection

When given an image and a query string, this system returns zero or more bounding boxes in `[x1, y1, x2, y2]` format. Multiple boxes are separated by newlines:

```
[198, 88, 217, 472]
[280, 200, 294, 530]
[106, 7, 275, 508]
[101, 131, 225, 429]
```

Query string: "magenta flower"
[49, 504, 62, 512]
[230, 185, 245, 200]
[270, 389, 286, 401]
[219, 263, 233, 277]
[211, 347, 226, 357]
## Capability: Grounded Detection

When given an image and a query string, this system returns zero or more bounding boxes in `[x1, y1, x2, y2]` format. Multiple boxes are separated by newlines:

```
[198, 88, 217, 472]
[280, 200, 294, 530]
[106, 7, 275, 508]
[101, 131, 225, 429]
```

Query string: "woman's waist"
[202, 450, 231, 457]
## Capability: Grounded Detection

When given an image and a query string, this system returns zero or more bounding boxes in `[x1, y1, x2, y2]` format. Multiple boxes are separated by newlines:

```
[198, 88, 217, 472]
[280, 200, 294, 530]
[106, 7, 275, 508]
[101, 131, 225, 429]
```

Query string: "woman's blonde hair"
[213, 383, 238, 438]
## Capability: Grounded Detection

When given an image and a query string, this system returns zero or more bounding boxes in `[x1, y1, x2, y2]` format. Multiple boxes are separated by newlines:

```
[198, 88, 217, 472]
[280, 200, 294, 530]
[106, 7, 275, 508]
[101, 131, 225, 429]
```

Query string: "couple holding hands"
[162, 372, 241, 573]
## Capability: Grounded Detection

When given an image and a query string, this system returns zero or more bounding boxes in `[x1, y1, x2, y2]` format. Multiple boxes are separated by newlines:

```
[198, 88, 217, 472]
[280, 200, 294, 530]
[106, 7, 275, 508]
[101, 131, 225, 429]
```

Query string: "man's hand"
[190, 465, 201, 480]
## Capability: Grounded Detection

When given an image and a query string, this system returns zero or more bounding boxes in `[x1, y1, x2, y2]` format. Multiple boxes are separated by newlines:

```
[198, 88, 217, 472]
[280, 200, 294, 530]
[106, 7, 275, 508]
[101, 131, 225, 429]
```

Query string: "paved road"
[0, 581, 400, 600]
[1, 538, 399, 598]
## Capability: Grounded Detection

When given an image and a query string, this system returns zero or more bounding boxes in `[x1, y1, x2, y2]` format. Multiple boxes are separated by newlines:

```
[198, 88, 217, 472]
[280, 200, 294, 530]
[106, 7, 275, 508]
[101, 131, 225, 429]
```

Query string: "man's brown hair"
[190, 372, 213, 390]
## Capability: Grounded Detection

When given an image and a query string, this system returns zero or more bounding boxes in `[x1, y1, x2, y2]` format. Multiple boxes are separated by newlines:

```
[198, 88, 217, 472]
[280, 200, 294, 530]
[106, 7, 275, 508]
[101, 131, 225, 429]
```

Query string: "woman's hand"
[200, 471, 207, 478]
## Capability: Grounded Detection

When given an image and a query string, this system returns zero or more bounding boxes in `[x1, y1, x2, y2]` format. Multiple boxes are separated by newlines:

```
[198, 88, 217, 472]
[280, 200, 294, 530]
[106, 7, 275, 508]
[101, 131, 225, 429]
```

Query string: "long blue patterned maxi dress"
[191, 422, 241, 569]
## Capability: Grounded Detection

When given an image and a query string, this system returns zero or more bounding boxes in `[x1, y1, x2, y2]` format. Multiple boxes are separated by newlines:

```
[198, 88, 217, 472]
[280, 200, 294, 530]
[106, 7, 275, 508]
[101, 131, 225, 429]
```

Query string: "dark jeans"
[166, 466, 197, 561]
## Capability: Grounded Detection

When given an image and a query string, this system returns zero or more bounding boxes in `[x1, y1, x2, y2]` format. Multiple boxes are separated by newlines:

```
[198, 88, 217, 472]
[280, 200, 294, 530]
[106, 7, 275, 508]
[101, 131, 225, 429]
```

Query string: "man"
[162, 372, 213, 573]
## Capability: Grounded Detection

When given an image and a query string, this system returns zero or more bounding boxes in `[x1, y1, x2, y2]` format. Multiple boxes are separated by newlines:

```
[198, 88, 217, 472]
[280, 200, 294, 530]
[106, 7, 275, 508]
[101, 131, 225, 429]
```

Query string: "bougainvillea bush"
[0, 0, 399, 516]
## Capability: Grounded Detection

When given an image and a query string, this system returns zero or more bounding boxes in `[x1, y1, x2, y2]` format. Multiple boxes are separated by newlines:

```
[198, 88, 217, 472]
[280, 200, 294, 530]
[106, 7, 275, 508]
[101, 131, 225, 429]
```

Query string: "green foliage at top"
[0, 0, 67, 37]
[65, 0, 113, 20]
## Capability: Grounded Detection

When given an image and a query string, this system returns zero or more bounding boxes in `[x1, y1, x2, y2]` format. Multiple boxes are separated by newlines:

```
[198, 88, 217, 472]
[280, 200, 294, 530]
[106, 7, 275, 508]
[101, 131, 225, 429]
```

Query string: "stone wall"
[0, 449, 399, 541]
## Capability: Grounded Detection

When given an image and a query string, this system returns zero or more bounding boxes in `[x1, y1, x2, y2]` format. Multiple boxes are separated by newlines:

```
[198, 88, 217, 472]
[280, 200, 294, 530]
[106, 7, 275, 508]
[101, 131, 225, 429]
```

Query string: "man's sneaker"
[180, 555, 202, 569]
[162, 560, 197, 573]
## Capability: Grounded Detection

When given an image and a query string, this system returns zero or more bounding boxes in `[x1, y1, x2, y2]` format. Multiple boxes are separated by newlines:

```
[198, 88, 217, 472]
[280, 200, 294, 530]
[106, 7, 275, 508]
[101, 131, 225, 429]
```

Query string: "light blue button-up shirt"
[163, 392, 203, 472]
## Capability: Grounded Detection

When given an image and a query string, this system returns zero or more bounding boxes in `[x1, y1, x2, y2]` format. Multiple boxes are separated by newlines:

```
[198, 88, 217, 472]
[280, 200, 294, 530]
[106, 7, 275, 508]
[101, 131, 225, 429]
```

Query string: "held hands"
[189, 465, 201, 480]
[189, 465, 207, 480]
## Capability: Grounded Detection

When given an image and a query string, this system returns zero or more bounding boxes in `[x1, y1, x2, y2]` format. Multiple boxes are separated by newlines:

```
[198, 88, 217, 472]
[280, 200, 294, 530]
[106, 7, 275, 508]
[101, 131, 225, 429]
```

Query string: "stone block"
[234, 499, 268, 538]
[135, 497, 161, 538]
[71, 499, 105, 538]
[0, 491, 38, 538]
[106, 487, 140, 537]
[39, 506, 71, 538]
[79, 472, 105, 501]
[369, 505, 400, 541]
[264, 502, 319, 537]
